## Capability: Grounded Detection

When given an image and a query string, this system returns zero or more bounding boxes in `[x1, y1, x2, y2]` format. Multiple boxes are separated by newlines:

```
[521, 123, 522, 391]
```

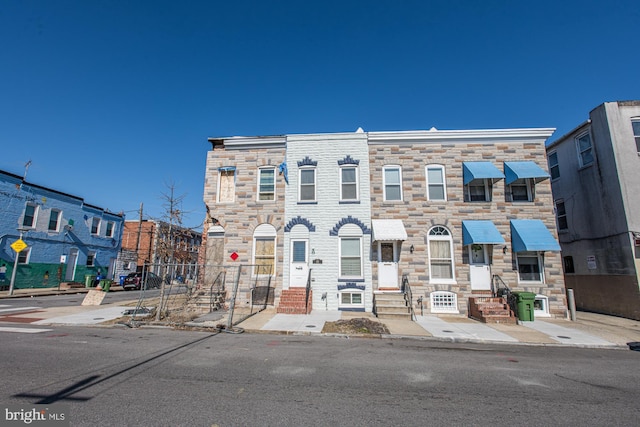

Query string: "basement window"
[430, 291, 459, 314]
[534, 295, 550, 317]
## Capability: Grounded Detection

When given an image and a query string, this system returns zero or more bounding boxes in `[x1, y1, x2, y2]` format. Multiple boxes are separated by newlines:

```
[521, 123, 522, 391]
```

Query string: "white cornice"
[367, 128, 556, 145]
[208, 136, 286, 150]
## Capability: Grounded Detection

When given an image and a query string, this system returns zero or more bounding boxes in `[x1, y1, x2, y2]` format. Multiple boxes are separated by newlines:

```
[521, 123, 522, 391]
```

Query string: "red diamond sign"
[230, 252, 239, 261]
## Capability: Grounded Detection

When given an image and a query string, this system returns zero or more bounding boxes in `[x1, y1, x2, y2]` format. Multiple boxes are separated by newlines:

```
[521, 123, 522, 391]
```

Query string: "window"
[22, 203, 38, 228]
[258, 168, 275, 201]
[340, 166, 358, 201]
[555, 200, 568, 231]
[563, 256, 575, 274]
[534, 295, 550, 317]
[426, 165, 446, 201]
[516, 252, 543, 282]
[217, 167, 236, 203]
[576, 132, 594, 167]
[428, 226, 455, 282]
[105, 221, 115, 238]
[48, 209, 61, 232]
[339, 291, 364, 308]
[508, 179, 533, 202]
[430, 291, 458, 313]
[17, 247, 31, 264]
[465, 180, 490, 202]
[383, 166, 402, 201]
[91, 217, 101, 235]
[340, 237, 362, 278]
[633, 120, 640, 153]
[299, 168, 316, 202]
[253, 224, 276, 276]
[86, 251, 96, 267]
[548, 151, 560, 180]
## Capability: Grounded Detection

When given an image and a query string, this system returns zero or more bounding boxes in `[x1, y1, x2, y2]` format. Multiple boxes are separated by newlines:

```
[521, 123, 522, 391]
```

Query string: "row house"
[203, 127, 567, 318]
[547, 101, 640, 320]
[0, 169, 124, 289]
[122, 219, 203, 280]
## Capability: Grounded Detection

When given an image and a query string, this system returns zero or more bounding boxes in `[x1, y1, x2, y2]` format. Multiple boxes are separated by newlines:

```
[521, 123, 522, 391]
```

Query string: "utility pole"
[135, 203, 143, 253]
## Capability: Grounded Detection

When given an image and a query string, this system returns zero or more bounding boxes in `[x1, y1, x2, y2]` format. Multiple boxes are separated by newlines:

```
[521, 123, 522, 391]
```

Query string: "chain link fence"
[121, 263, 274, 331]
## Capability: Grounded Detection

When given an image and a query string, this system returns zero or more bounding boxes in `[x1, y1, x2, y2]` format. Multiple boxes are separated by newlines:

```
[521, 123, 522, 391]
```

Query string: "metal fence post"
[226, 264, 242, 330]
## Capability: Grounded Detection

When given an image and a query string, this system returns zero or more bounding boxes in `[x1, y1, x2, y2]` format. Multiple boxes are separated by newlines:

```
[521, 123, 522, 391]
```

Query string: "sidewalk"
[2, 287, 640, 349]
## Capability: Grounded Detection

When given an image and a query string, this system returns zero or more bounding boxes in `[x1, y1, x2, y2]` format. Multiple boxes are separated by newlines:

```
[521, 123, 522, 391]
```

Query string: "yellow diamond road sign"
[11, 239, 27, 253]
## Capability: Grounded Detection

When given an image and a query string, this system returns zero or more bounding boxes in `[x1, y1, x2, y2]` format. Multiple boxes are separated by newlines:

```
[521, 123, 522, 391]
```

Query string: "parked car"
[122, 271, 163, 290]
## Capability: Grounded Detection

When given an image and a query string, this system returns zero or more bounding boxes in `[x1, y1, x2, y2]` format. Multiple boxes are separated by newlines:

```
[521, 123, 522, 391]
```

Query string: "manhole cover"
[557, 335, 571, 339]
[305, 325, 316, 328]
[93, 318, 105, 320]
[442, 330, 454, 333]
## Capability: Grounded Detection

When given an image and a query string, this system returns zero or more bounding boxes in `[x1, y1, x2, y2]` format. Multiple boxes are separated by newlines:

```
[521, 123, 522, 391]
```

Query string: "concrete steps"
[374, 293, 412, 320]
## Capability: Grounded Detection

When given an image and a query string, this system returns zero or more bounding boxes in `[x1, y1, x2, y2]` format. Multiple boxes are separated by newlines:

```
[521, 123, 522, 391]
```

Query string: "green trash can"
[99, 279, 112, 292]
[513, 291, 536, 321]
[85, 274, 97, 288]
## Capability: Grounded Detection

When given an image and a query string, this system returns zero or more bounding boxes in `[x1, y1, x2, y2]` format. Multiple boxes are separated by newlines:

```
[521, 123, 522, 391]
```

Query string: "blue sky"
[1, 0, 639, 229]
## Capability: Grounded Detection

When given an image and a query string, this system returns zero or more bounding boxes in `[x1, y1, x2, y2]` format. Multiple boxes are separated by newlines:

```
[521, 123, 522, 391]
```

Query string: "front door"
[289, 239, 309, 288]
[469, 244, 491, 290]
[378, 242, 399, 289]
[64, 248, 78, 281]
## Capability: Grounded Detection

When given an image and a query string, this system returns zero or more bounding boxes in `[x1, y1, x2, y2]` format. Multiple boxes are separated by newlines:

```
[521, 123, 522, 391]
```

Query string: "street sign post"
[9, 232, 28, 295]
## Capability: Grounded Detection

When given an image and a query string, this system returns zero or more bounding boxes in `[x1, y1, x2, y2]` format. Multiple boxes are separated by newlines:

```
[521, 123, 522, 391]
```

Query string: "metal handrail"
[492, 274, 510, 298]
[304, 268, 313, 314]
[401, 274, 416, 321]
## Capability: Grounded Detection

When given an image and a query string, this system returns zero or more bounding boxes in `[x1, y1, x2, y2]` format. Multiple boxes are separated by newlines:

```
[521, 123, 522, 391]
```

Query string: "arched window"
[253, 224, 276, 276]
[427, 226, 455, 283]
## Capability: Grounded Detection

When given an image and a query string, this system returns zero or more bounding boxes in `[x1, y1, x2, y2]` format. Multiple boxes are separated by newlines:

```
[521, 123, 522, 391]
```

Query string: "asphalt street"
[1, 327, 639, 427]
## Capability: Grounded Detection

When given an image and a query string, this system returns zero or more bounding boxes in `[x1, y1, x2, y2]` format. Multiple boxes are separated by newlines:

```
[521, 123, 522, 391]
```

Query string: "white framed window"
[86, 251, 96, 267]
[555, 200, 568, 231]
[299, 168, 316, 202]
[426, 165, 446, 201]
[631, 119, 640, 153]
[516, 251, 544, 283]
[105, 221, 115, 238]
[508, 179, 534, 202]
[340, 166, 358, 201]
[576, 132, 594, 167]
[22, 203, 38, 229]
[548, 151, 560, 180]
[253, 224, 276, 276]
[383, 166, 402, 201]
[465, 179, 491, 202]
[427, 226, 455, 283]
[339, 291, 364, 309]
[17, 247, 31, 264]
[430, 291, 459, 313]
[340, 237, 363, 278]
[258, 167, 276, 201]
[217, 167, 236, 203]
[534, 295, 550, 317]
[48, 209, 61, 232]
[91, 217, 101, 235]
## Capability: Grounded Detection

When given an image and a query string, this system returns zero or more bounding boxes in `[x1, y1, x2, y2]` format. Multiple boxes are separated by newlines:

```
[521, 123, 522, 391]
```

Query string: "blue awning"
[510, 220, 561, 252]
[462, 220, 505, 245]
[504, 162, 550, 185]
[463, 162, 505, 185]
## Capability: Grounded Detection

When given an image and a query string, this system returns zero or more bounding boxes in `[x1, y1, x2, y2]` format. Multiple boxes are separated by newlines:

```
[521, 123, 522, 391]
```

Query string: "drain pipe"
[567, 288, 576, 321]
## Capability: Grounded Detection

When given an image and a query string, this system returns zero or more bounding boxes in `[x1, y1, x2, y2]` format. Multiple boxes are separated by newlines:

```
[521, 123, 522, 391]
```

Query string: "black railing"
[401, 274, 416, 321]
[492, 274, 518, 318]
[305, 268, 313, 314]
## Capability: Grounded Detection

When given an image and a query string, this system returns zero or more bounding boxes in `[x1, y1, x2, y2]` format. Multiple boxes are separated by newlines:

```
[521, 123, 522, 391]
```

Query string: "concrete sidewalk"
[2, 287, 640, 349]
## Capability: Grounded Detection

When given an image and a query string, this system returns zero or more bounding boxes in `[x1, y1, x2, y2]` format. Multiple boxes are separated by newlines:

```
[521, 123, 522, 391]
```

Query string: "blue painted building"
[0, 169, 124, 289]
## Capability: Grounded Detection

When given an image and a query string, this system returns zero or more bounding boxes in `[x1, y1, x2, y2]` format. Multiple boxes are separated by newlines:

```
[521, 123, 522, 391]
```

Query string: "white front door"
[64, 248, 78, 281]
[378, 242, 399, 289]
[469, 244, 491, 290]
[289, 239, 309, 288]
